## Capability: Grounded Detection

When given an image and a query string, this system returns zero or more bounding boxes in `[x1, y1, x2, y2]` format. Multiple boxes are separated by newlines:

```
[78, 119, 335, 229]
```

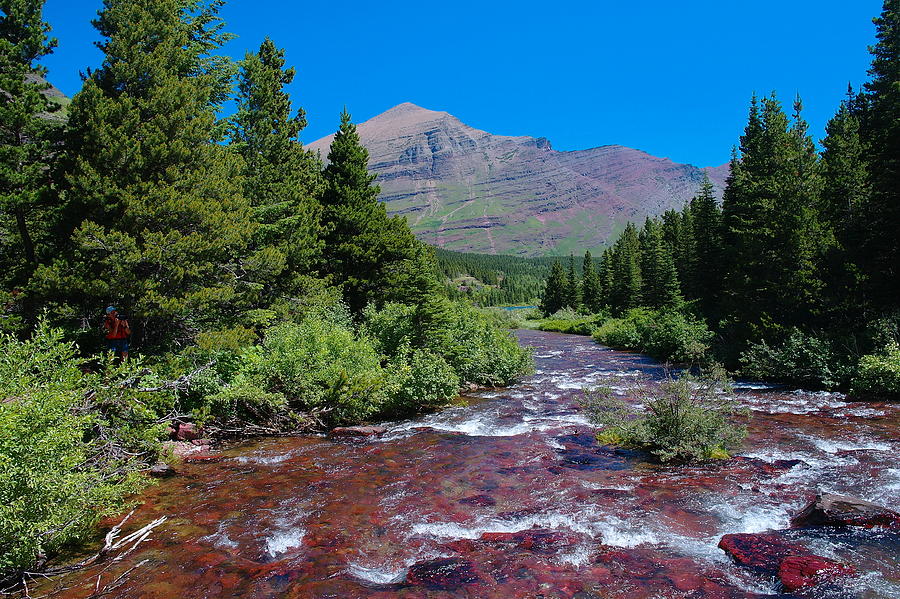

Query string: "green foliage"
[852, 342, 900, 399]
[537, 309, 607, 336]
[0, 0, 61, 302]
[539, 259, 568, 316]
[435, 248, 552, 307]
[739, 329, 851, 389]
[583, 368, 747, 464]
[0, 322, 167, 577]
[229, 37, 323, 303]
[365, 301, 533, 387]
[320, 110, 422, 314]
[592, 308, 712, 364]
[383, 348, 459, 417]
[37, 0, 255, 351]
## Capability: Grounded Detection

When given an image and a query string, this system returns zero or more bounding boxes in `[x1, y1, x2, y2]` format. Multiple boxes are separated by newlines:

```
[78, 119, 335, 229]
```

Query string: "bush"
[0, 322, 167, 578]
[739, 329, 850, 389]
[366, 301, 533, 387]
[592, 308, 712, 364]
[852, 342, 900, 399]
[583, 367, 747, 464]
[383, 348, 460, 417]
[538, 310, 608, 336]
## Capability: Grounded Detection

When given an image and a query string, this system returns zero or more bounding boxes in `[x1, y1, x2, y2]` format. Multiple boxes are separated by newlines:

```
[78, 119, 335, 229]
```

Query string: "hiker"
[103, 306, 130, 360]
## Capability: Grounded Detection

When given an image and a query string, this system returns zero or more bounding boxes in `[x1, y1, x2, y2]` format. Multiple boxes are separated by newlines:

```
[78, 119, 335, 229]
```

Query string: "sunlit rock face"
[308, 103, 729, 256]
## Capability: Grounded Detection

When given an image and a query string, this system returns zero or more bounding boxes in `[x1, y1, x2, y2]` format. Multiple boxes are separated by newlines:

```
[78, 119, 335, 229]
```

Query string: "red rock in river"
[778, 555, 856, 591]
[718, 533, 806, 572]
[329, 425, 387, 437]
[406, 557, 479, 590]
[791, 493, 900, 530]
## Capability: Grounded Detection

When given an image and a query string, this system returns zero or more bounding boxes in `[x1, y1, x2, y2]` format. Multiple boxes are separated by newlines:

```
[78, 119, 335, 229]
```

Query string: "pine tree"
[609, 222, 642, 314]
[689, 174, 723, 318]
[0, 0, 60, 299]
[860, 0, 900, 311]
[229, 37, 323, 305]
[641, 219, 682, 309]
[38, 0, 254, 349]
[320, 109, 421, 314]
[540, 259, 567, 316]
[565, 254, 581, 309]
[820, 89, 870, 321]
[581, 250, 602, 313]
[597, 248, 614, 309]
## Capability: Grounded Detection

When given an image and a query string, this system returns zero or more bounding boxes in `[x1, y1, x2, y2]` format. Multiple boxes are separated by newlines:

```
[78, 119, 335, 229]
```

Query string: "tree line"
[541, 0, 900, 386]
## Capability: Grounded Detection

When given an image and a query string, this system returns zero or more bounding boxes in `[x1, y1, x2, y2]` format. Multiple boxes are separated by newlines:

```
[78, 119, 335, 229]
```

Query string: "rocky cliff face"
[309, 103, 729, 256]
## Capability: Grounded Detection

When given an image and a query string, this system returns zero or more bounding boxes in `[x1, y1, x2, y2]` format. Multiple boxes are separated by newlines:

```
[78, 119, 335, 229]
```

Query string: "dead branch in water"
[2, 512, 166, 599]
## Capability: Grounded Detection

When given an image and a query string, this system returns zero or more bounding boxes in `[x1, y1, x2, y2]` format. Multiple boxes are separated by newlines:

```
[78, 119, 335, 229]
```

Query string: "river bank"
[27, 330, 900, 598]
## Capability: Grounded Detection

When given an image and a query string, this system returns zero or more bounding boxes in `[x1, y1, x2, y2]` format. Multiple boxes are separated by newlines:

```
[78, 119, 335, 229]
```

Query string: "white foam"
[808, 436, 893, 454]
[265, 528, 304, 557]
[346, 563, 406, 584]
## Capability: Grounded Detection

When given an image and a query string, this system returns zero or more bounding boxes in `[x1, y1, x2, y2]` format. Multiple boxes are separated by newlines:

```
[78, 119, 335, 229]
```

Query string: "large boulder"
[791, 493, 900, 530]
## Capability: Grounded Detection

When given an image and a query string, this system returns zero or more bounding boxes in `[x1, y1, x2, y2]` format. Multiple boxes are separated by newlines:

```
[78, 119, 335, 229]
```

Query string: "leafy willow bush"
[0, 323, 167, 578]
[365, 301, 533, 387]
[592, 308, 712, 364]
[537, 309, 608, 336]
[739, 329, 851, 389]
[852, 342, 900, 399]
[583, 367, 748, 464]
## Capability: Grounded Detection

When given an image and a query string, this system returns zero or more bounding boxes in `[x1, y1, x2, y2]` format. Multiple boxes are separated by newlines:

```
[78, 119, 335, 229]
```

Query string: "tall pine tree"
[540, 259, 567, 316]
[860, 0, 900, 312]
[688, 174, 723, 318]
[229, 37, 323, 307]
[0, 0, 60, 326]
[38, 0, 254, 349]
[320, 109, 422, 314]
[581, 250, 602, 313]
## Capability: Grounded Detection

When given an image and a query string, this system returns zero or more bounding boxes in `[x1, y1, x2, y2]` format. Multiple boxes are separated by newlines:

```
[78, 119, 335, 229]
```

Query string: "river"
[35, 330, 899, 598]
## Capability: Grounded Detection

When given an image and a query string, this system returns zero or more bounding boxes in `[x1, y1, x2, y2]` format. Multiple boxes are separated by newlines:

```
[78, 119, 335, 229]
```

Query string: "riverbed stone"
[791, 493, 900, 530]
[329, 425, 387, 437]
[717, 533, 806, 572]
[778, 555, 856, 591]
[406, 557, 479, 590]
[458, 493, 496, 507]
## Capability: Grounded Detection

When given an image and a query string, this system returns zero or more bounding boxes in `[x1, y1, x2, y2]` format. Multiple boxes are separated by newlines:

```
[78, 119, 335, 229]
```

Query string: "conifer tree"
[565, 254, 581, 309]
[860, 0, 900, 311]
[38, 0, 254, 349]
[597, 248, 614, 309]
[320, 109, 422, 314]
[229, 37, 323, 305]
[609, 222, 641, 314]
[581, 250, 602, 313]
[821, 90, 870, 320]
[0, 0, 59, 299]
[540, 259, 567, 315]
[641, 220, 682, 309]
[689, 175, 723, 317]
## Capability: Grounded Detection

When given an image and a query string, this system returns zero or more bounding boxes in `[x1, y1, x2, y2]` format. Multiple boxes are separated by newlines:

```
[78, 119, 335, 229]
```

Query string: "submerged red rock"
[406, 557, 479, 590]
[778, 555, 856, 591]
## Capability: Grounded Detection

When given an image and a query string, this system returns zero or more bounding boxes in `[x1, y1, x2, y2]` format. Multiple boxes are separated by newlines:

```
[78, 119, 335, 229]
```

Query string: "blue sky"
[41, 0, 882, 167]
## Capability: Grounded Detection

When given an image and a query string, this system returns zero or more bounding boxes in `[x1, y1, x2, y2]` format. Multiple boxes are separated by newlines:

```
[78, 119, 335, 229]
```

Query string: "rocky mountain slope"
[308, 103, 728, 256]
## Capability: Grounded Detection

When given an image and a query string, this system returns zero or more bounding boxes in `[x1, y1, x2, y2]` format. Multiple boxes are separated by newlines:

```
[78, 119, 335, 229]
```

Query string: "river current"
[37, 330, 899, 598]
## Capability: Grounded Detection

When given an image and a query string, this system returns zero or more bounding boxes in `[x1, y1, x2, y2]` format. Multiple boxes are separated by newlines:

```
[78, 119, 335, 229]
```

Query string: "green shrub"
[852, 342, 900, 399]
[537, 310, 607, 336]
[592, 309, 711, 364]
[583, 367, 747, 464]
[0, 322, 167, 578]
[739, 329, 850, 389]
[365, 301, 533, 387]
[383, 348, 460, 416]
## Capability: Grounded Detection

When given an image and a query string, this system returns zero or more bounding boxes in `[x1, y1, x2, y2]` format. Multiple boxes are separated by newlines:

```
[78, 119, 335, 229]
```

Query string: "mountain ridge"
[308, 102, 728, 256]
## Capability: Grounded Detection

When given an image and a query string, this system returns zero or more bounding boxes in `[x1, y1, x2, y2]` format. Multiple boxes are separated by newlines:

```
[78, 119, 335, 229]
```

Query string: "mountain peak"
[308, 105, 728, 256]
